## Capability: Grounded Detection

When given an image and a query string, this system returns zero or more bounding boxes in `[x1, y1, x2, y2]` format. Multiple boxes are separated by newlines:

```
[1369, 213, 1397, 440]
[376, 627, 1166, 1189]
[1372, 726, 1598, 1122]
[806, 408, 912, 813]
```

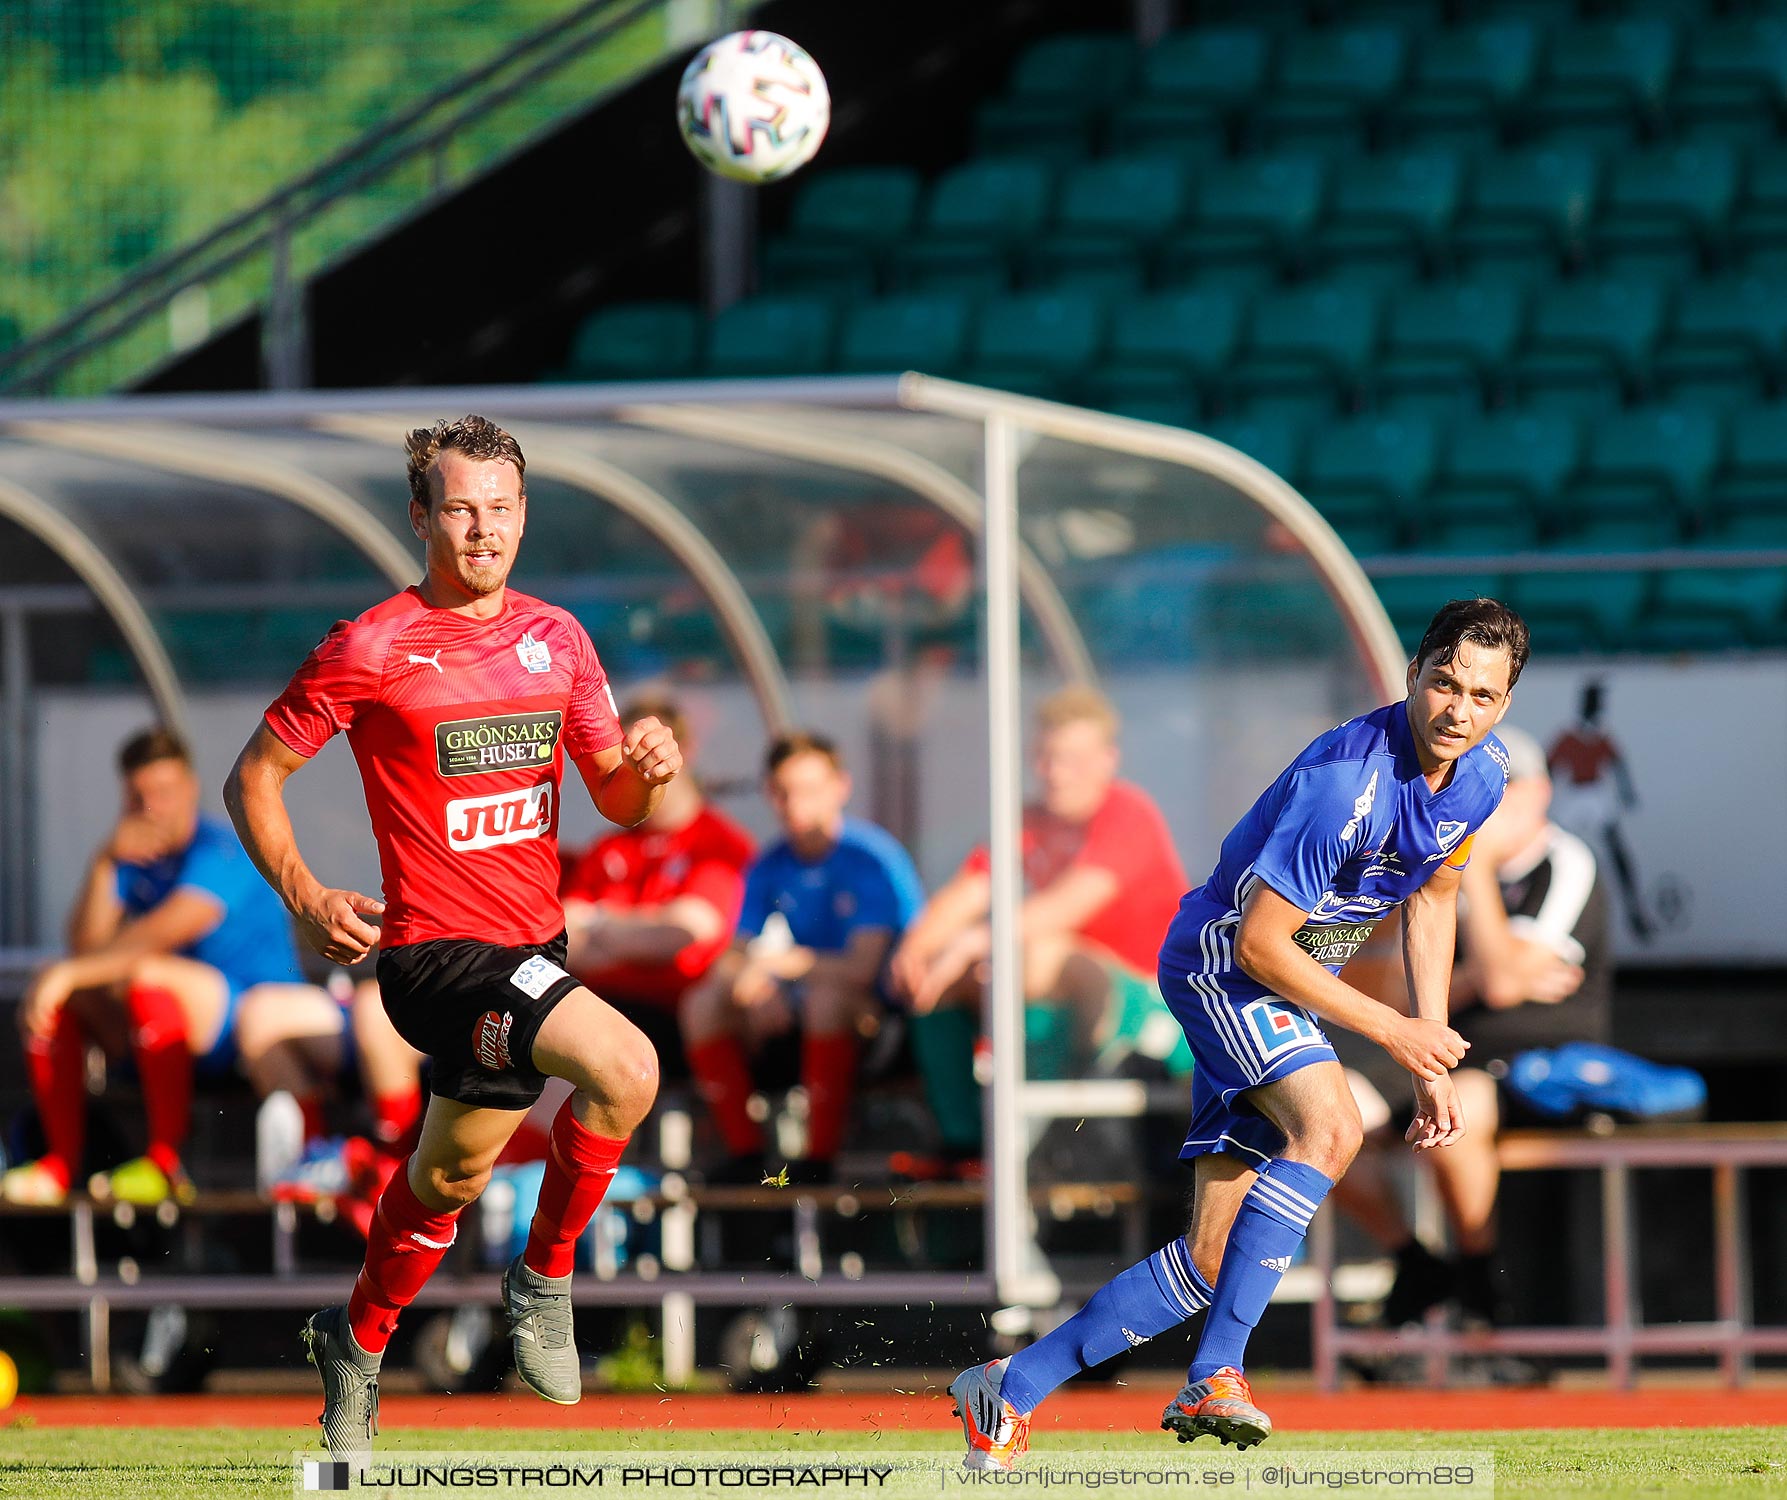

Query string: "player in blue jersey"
[4, 727, 312, 1206]
[680, 729, 923, 1183]
[949, 598, 1529, 1469]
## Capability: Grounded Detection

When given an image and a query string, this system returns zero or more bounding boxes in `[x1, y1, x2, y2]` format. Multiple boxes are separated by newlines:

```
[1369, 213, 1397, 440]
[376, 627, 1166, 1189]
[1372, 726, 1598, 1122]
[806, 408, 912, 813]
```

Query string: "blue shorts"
[195, 979, 247, 1077]
[1157, 960, 1339, 1167]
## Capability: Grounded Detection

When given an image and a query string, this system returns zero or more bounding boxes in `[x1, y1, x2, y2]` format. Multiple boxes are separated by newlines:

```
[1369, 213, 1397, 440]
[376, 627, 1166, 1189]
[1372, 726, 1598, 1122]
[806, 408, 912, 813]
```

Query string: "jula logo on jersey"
[444, 781, 553, 851]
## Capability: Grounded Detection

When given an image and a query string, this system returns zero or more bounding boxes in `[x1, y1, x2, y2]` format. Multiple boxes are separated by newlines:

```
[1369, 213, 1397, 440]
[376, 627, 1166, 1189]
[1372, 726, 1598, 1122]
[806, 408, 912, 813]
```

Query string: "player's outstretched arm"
[1235, 883, 1469, 1082]
[575, 715, 683, 828]
[224, 724, 384, 964]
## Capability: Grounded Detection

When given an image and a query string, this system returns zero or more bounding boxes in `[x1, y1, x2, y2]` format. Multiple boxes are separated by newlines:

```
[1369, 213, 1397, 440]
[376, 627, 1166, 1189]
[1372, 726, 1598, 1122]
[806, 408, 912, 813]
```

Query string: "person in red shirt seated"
[889, 687, 1191, 1171]
[559, 698, 755, 1084]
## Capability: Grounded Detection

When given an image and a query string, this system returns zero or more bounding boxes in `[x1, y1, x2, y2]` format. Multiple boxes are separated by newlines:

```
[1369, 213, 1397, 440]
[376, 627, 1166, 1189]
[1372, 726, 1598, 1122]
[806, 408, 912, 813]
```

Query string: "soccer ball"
[676, 30, 830, 184]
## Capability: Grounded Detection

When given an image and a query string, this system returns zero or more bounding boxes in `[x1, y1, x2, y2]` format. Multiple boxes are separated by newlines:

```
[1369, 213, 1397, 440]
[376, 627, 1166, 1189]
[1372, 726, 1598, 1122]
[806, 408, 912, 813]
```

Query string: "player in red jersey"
[224, 416, 680, 1466]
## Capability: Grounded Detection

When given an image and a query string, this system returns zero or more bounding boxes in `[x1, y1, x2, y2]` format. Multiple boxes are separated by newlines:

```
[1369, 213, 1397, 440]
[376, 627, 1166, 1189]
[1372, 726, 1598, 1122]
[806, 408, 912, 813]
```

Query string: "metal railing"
[0, 0, 746, 398]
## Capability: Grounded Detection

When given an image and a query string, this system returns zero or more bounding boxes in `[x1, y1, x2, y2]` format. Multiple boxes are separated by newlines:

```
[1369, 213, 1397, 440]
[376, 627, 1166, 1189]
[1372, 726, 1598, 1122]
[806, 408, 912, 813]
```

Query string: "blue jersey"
[117, 815, 304, 993]
[1161, 703, 1508, 1007]
[737, 818, 924, 953]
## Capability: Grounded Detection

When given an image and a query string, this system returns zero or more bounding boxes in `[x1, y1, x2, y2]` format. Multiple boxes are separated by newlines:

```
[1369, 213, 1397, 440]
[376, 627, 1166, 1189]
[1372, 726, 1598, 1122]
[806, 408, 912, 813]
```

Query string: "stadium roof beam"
[311, 413, 796, 733]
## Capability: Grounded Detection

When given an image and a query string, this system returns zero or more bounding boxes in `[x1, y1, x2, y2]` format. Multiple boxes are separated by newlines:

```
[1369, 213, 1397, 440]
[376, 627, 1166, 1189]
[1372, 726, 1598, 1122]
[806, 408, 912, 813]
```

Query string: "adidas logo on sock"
[1259, 1255, 1292, 1273]
[1120, 1327, 1151, 1348]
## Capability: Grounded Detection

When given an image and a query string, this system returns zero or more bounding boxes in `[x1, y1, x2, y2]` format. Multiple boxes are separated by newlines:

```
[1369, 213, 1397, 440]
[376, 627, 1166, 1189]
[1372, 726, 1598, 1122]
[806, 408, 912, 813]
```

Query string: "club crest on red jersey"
[515, 631, 552, 674]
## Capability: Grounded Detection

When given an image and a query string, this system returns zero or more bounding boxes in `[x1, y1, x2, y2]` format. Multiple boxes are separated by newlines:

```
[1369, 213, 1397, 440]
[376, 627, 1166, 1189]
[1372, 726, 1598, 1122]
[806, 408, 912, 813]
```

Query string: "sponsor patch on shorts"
[510, 953, 571, 1000]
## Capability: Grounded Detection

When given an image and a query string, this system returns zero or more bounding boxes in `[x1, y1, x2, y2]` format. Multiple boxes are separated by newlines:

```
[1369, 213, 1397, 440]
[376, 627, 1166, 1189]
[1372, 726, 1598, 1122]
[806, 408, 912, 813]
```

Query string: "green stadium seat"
[835, 295, 972, 375]
[888, 161, 1052, 295]
[1509, 276, 1670, 409]
[1007, 33, 1138, 104]
[1249, 24, 1412, 151]
[1594, 142, 1741, 274]
[974, 97, 1095, 165]
[1732, 146, 1787, 259]
[760, 167, 926, 295]
[961, 291, 1106, 393]
[1302, 414, 1440, 528]
[1309, 148, 1467, 276]
[1374, 573, 1505, 651]
[1675, 18, 1787, 133]
[1391, 20, 1543, 147]
[1140, 26, 1274, 107]
[1328, 513, 1401, 558]
[1640, 566, 1787, 649]
[1432, 410, 1582, 523]
[1224, 281, 1383, 412]
[1531, 20, 1679, 136]
[1106, 287, 1249, 381]
[1201, 413, 1309, 482]
[1548, 513, 1682, 551]
[1162, 153, 1329, 282]
[1560, 404, 1724, 528]
[1079, 367, 1201, 428]
[1701, 508, 1787, 547]
[1027, 158, 1189, 289]
[1705, 403, 1787, 519]
[1376, 278, 1527, 413]
[1418, 512, 1542, 555]
[1103, 102, 1228, 167]
[1511, 570, 1649, 652]
[1454, 145, 1602, 275]
[564, 302, 701, 381]
[704, 295, 836, 377]
[1654, 274, 1787, 406]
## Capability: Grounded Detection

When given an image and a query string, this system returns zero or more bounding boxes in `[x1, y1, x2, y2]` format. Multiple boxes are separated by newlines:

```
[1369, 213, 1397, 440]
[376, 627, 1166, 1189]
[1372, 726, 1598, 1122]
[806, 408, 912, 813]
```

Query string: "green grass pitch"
[2, 1425, 1784, 1499]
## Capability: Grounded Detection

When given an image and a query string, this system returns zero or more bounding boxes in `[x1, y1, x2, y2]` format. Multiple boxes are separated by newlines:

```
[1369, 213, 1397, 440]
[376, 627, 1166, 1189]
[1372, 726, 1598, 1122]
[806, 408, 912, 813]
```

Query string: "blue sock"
[1000, 1238, 1213, 1415]
[1188, 1158, 1333, 1381]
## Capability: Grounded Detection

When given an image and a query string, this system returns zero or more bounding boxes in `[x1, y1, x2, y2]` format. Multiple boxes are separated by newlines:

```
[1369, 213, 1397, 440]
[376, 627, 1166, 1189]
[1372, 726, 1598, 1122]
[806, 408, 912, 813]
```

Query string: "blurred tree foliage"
[0, 1, 663, 378]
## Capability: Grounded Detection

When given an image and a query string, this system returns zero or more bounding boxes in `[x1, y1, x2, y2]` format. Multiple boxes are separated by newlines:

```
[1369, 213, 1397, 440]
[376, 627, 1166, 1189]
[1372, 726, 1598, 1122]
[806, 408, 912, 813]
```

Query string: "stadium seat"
[961, 291, 1106, 395]
[1417, 512, 1541, 555]
[1327, 513, 1400, 558]
[1674, 17, 1787, 135]
[889, 160, 1052, 295]
[704, 295, 836, 377]
[1640, 566, 1787, 649]
[1431, 410, 1582, 524]
[1732, 146, 1787, 261]
[1162, 153, 1329, 283]
[1201, 413, 1309, 483]
[974, 98, 1095, 165]
[1374, 573, 1504, 651]
[1081, 368, 1201, 427]
[1027, 157, 1189, 290]
[1593, 142, 1741, 275]
[1511, 570, 1649, 653]
[1140, 26, 1274, 107]
[1559, 403, 1724, 529]
[760, 167, 926, 295]
[1530, 19, 1679, 138]
[1249, 24, 1412, 152]
[1508, 276, 1670, 410]
[1224, 281, 1383, 414]
[1006, 32, 1138, 104]
[1302, 413, 1440, 529]
[1103, 102, 1229, 168]
[1705, 403, 1787, 520]
[563, 302, 702, 381]
[1654, 274, 1787, 407]
[1546, 513, 1682, 552]
[1308, 148, 1467, 277]
[1454, 145, 1602, 275]
[1391, 20, 1543, 148]
[1375, 278, 1528, 415]
[835, 295, 972, 375]
[1106, 287, 1249, 381]
[1701, 508, 1787, 548]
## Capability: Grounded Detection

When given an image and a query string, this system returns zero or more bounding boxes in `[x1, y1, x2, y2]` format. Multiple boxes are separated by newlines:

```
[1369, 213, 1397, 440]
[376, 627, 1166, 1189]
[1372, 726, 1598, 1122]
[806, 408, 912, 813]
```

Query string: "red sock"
[523, 1100, 629, 1279]
[686, 1036, 762, 1157]
[346, 1160, 460, 1354]
[24, 1007, 87, 1190]
[126, 984, 190, 1178]
[802, 1031, 858, 1163]
[297, 1093, 327, 1145]
[372, 1087, 423, 1154]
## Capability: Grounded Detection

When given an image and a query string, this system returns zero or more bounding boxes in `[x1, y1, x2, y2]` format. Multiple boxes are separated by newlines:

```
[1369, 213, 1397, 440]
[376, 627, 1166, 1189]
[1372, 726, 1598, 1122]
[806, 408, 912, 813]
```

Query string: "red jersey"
[560, 805, 756, 1006]
[264, 586, 624, 948]
[963, 780, 1188, 975]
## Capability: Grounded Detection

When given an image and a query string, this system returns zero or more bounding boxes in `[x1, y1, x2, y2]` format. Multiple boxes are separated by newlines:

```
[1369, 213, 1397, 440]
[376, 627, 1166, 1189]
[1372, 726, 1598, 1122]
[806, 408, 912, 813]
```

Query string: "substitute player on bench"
[948, 597, 1526, 1468]
[226, 415, 679, 1465]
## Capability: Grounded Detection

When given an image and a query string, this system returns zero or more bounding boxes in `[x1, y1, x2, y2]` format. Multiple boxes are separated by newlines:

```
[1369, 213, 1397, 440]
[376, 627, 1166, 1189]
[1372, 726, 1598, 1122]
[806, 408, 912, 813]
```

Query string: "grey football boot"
[301, 1305, 380, 1467]
[501, 1253, 582, 1404]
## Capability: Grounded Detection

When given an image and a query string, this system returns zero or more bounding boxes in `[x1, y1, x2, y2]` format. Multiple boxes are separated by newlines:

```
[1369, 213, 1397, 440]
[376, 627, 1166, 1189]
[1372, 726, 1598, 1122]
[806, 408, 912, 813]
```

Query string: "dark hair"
[764, 729, 843, 777]
[1414, 597, 1531, 689]
[118, 726, 192, 775]
[404, 414, 526, 509]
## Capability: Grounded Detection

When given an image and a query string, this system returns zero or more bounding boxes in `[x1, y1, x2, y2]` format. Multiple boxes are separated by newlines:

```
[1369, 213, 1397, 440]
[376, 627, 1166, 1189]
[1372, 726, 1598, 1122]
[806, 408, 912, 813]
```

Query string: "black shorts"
[378, 931, 583, 1109]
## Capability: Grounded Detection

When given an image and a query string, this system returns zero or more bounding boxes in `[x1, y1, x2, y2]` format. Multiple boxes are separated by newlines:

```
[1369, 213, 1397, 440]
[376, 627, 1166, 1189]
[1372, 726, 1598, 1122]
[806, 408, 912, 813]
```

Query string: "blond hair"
[1036, 685, 1119, 741]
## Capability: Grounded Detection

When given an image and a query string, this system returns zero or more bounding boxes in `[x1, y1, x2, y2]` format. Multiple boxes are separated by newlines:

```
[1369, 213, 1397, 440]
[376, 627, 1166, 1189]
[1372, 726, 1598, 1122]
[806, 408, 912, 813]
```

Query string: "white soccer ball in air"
[676, 30, 830, 183]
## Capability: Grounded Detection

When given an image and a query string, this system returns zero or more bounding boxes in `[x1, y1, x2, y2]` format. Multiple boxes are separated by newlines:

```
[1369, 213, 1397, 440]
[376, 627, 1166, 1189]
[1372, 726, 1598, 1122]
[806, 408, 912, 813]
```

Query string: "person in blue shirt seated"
[680, 730, 923, 1184]
[3, 726, 324, 1207]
